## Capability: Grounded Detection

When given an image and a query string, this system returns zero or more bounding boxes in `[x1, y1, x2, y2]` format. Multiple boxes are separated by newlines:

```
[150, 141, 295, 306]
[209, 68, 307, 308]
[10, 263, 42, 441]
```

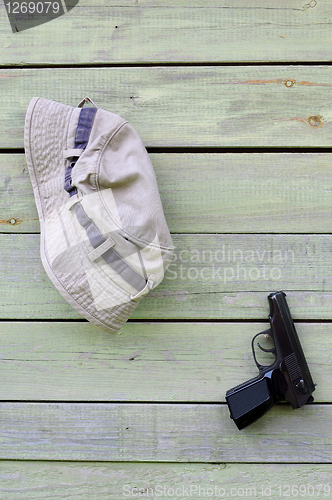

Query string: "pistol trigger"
[257, 343, 277, 357]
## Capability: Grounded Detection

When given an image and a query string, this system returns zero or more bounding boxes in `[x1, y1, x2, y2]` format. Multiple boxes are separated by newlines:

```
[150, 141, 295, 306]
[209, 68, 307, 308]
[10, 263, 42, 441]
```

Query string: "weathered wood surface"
[0, 462, 331, 500]
[0, 0, 330, 490]
[0, 1, 331, 64]
[1, 67, 332, 148]
[0, 321, 324, 402]
[0, 402, 329, 462]
[2, 233, 332, 319]
[2, 153, 332, 234]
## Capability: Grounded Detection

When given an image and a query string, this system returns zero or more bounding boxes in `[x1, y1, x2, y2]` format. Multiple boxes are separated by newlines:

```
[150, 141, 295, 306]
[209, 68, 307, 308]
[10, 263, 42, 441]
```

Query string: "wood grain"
[2, 153, 332, 234]
[0, 321, 324, 402]
[0, 402, 329, 462]
[1, 67, 332, 148]
[0, 1, 331, 64]
[1, 0, 331, 481]
[0, 462, 330, 499]
[1, 233, 332, 319]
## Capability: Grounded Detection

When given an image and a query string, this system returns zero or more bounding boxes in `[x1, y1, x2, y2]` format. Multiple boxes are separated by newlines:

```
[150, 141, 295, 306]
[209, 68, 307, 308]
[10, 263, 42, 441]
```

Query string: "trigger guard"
[251, 330, 276, 371]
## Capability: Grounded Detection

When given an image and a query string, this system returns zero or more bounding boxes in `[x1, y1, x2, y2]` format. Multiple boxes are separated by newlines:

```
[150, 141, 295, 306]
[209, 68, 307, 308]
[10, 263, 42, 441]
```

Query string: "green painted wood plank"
[2, 153, 332, 234]
[0, 154, 37, 232]
[0, 462, 331, 499]
[0, 321, 323, 402]
[0, 402, 329, 462]
[0, 1, 331, 64]
[1, 233, 332, 320]
[1, 67, 332, 148]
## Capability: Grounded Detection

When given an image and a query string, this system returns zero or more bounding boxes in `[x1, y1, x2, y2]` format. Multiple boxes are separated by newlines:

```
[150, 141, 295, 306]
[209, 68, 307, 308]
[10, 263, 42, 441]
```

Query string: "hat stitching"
[64, 203, 143, 302]
[65, 106, 97, 197]
[50, 207, 139, 315]
[25, 97, 173, 332]
[28, 98, 75, 219]
[73, 232, 146, 301]
[28, 102, 135, 331]
[75, 198, 146, 293]
[94, 126, 174, 253]
[70, 115, 173, 253]
[44, 236, 137, 331]
[70, 116, 126, 195]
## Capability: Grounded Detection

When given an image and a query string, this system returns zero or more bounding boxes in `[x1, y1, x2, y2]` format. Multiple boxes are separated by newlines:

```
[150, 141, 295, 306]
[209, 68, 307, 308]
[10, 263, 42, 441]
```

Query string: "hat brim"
[24, 97, 141, 332]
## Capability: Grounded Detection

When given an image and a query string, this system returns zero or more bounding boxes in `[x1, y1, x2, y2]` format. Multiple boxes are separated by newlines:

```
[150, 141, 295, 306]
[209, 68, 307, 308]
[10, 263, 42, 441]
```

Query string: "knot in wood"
[307, 115, 323, 128]
[285, 79, 295, 88]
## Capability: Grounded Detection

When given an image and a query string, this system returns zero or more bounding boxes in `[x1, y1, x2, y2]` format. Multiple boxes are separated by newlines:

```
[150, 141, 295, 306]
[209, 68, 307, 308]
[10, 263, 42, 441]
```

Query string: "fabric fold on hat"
[24, 97, 174, 332]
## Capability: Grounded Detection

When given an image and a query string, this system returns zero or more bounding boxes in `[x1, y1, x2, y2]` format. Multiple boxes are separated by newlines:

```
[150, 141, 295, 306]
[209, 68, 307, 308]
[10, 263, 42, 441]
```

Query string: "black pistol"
[226, 291, 316, 430]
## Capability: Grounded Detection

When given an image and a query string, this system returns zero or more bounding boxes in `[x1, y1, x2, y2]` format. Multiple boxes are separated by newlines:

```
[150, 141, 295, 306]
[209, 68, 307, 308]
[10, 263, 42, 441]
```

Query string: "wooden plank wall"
[1, 1, 332, 498]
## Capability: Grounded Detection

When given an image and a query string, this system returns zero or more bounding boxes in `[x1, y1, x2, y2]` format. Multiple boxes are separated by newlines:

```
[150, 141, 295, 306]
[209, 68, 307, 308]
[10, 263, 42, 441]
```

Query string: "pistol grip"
[226, 373, 275, 430]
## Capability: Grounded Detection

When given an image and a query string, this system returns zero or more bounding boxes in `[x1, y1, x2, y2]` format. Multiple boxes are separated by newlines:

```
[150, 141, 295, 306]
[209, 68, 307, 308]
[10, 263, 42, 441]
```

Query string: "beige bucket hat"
[24, 96, 174, 332]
